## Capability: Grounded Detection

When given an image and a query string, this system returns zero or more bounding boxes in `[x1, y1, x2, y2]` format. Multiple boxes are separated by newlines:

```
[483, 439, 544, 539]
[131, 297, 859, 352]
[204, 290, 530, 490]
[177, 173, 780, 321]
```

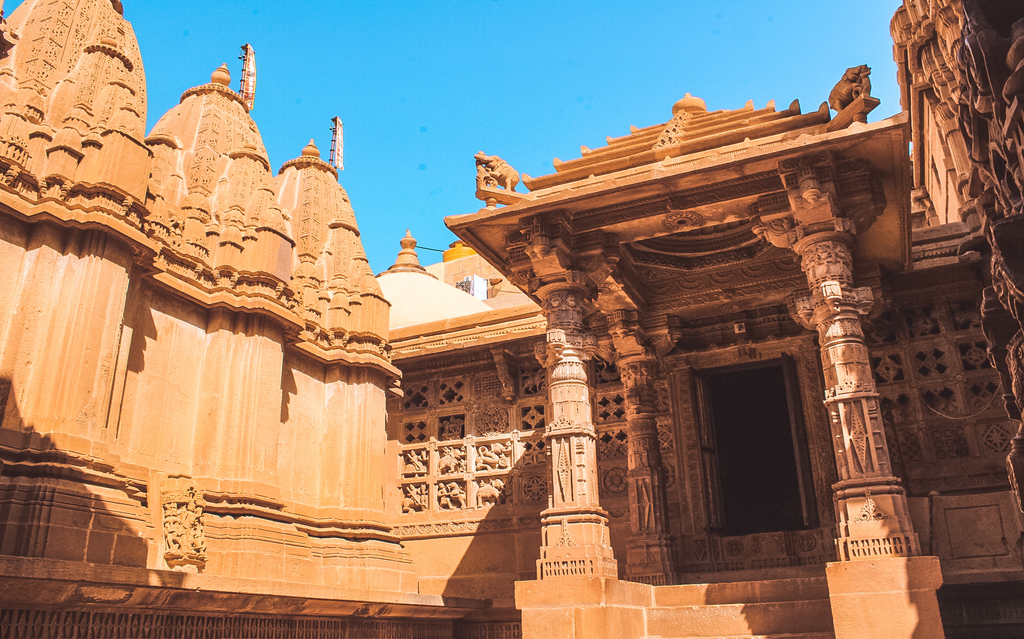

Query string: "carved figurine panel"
[161, 481, 207, 570]
[392, 351, 549, 529]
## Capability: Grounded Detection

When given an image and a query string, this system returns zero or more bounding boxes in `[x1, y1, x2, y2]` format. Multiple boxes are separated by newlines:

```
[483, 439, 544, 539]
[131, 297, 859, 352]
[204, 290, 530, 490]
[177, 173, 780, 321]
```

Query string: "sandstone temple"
[0, 0, 1023, 637]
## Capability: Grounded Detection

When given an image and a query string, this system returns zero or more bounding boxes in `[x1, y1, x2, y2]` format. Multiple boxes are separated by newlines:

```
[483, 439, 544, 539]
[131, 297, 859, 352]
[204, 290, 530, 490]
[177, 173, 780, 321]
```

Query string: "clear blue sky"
[13, 1, 905, 273]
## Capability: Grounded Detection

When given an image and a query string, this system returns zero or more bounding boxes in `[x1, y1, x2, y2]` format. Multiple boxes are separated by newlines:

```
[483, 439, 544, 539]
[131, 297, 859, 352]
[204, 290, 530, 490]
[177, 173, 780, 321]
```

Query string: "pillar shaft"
[794, 233, 920, 560]
[535, 281, 617, 580]
[618, 357, 676, 585]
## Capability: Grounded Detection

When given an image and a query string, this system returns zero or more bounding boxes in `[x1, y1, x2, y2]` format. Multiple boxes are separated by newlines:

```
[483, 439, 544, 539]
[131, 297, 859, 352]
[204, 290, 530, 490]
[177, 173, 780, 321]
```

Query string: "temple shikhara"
[1, 0, 1023, 637]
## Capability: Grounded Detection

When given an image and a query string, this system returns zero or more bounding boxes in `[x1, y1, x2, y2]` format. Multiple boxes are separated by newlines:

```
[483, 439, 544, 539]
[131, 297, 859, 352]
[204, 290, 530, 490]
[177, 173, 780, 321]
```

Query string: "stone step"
[645, 633, 835, 639]
[654, 576, 830, 607]
[645, 598, 835, 638]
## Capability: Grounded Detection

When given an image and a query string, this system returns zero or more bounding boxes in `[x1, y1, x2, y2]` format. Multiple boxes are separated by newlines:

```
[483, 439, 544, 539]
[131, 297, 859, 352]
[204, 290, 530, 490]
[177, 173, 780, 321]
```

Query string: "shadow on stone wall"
[0, 373, 170, 576]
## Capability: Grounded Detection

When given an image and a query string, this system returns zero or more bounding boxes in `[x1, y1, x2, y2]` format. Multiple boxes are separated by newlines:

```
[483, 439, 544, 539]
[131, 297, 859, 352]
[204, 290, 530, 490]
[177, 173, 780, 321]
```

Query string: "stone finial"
[302, 139, 319, 157]
[672, 92, 707, 116]
[211, 64, 231, 87]
[381, 229, 432, 275]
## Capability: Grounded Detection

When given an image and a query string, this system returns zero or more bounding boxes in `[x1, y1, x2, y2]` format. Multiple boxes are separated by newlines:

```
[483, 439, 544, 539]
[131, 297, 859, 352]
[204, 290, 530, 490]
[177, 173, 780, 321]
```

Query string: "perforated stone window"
[521, 439, 546, 465]
[913, 348, 948, 378]
[959, 340, 991, 371]
[598, 430, 627, 459]
[930, 426, 970, 459]
[965, 380, 1000, 412]
[595, 394, 625, 422]
[921, 387, 957, 415]
[880, 393, 914, 427]
[476, 374, 503, 400]
[522, 474, 546, 501]
[403, 383, 429, 410]
[403, 421, 428, 444]
[521, 405, 545, 430]
[872, 354, 904, 384]
[897, 429, 924, 463]
[980, 422, 1013, 454]
[438, 379, 465, 406]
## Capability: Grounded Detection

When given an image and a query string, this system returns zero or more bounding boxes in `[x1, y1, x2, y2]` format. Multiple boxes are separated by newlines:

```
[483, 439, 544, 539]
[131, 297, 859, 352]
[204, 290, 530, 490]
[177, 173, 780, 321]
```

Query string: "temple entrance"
[696, 357, 817, 536]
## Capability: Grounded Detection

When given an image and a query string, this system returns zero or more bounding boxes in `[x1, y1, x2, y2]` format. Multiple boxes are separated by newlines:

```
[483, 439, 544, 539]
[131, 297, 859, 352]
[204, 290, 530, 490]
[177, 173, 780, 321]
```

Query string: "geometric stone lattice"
[438, 379, 465, 405]
[914, 348, 948, 378]
[930, 426, 970, 460]
[959, 341, 992, 370]
[595, 393, 625, 422]
[897, 428, 925, 463]
[403, 421, 428, 443]
[523, 474, 546, 501]
[521, 405, 545, 430]
[403, 383, 429, 410]
[965, 380, 1000, 412]
[521, 439, 546, 465]
[598, 430, 627, 459]
[980, 422, 1014, 455]
[873, 354, 904, 384]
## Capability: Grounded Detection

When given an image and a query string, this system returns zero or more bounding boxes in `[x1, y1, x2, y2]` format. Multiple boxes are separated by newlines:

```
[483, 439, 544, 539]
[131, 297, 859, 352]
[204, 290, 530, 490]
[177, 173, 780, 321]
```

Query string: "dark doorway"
[697, 357, 817, 536]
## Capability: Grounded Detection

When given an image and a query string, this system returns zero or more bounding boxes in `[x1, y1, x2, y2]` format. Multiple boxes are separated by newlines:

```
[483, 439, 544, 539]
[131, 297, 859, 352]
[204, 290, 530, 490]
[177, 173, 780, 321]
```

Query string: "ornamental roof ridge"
[522, 96, 830, 192]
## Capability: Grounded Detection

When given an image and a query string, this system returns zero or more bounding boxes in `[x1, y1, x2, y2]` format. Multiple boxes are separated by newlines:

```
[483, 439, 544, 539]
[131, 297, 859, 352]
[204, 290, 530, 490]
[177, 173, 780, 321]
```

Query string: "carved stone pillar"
[534, 278, 618, 580]
[792, 232, 921, 561]
[617, 356, 676, 585]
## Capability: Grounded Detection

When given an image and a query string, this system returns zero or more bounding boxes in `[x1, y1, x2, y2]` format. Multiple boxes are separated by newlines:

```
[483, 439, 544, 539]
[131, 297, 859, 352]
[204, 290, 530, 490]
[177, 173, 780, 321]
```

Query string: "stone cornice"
[390, 304, 545, 360]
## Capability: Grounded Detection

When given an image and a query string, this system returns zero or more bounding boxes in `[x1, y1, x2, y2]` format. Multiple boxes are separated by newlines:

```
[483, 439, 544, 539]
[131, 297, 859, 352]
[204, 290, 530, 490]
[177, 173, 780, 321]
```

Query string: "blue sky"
[14, 1, 905, 272]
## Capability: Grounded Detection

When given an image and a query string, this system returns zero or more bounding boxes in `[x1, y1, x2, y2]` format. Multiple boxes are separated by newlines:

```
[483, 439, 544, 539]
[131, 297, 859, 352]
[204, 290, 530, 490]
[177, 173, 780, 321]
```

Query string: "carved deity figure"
[828, 65, 872, 112]
[437, 481, 467, 510]
[401, 484, 428, 512]
[402, 449, 428, 475]
[474, 152, 520, 192]
[162, 485, 207, 565]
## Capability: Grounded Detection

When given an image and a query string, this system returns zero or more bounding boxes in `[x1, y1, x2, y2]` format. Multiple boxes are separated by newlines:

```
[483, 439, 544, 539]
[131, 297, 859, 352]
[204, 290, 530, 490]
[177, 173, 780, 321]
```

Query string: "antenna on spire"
[329, 117, 344, 171]
[238, 43, 257, 110]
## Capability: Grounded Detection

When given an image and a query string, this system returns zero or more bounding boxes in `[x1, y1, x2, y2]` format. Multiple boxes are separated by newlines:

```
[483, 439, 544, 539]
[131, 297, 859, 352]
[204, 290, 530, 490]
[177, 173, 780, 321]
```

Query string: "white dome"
[377, 271, 492, 329]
